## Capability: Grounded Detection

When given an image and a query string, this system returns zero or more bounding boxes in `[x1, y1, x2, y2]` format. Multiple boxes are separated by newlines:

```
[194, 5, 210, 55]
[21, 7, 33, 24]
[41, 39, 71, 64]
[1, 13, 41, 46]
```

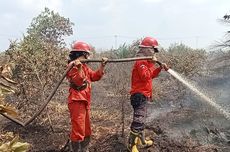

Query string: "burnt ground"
[1, 73, 230, 152]
[1, 102, 230, 152]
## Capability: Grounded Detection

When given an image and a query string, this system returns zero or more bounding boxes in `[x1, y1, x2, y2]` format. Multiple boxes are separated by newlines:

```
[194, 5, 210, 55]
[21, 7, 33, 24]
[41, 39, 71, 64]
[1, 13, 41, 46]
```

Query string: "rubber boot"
[80, 136, 90, 152]
[71, 141, 81, 152]
[138, 131, 153, 148]
[127, 131, 139, 152]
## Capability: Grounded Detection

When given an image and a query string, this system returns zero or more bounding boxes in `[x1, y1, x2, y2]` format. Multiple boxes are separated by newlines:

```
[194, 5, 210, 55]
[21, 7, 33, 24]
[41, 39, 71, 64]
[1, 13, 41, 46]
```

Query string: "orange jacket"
[130, 60, 162, 98]
[66, 63, 104, 108]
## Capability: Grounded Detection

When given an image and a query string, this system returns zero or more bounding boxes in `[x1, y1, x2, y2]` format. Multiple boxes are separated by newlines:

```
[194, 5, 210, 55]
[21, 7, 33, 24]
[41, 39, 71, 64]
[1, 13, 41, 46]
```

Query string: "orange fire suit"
[66, 63, 104, 141]
[130, 60, 162, 98]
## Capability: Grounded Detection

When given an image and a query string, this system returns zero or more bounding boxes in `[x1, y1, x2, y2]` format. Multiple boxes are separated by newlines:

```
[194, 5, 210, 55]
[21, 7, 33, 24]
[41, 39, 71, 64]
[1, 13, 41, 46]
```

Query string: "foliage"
[223, 14, 230, 20]
[0, 133, 30, 152]
[207, 49, 230, 75]
[112, 40, 139, 58]
[0, 64, 17, 117]
[0, 65, 30, 152]
[165, 43, 207, 77]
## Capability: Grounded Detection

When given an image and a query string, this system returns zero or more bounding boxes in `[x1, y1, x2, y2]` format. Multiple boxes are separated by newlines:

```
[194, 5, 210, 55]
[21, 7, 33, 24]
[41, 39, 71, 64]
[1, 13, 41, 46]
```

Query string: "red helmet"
[71, 41, 91, 53]
[139, 37, 159, 48]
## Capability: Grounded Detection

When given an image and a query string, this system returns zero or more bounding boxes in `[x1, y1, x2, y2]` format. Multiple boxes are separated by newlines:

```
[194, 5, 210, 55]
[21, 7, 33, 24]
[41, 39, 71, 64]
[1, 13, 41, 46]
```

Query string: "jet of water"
[167, 69, 230, 120]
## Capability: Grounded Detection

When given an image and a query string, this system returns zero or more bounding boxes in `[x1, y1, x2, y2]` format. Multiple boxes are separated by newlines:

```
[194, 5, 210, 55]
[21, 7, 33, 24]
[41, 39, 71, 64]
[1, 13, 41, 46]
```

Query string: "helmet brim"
[138, 45, 152, 48]
[70, 50, 91, 54]
[138, 45, 160, 53]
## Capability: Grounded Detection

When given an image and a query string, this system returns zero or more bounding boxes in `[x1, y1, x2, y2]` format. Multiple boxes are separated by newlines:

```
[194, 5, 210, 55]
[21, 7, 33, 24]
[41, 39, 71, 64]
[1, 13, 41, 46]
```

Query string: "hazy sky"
[0, 0, 229, 51]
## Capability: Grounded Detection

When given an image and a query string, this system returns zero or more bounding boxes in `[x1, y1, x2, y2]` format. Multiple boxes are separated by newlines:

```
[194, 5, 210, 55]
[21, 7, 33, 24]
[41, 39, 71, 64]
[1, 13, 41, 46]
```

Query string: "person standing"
[128, 37, 168, 152]
[66, 41, 108, 152]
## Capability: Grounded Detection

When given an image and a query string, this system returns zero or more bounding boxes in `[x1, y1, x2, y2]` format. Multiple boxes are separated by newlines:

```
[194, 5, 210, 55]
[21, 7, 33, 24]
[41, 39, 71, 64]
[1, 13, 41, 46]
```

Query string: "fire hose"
[1, 56, 163, 127]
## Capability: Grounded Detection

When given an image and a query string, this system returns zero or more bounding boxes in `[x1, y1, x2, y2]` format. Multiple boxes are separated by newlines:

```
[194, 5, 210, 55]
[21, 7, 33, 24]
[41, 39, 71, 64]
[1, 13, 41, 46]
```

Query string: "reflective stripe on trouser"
[130, 93, 147, 132]
[68, 101, 91, 141]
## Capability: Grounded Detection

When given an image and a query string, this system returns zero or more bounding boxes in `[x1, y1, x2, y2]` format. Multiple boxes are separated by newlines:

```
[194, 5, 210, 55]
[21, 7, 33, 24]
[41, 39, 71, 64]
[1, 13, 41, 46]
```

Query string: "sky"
[0, 0, 230, 52]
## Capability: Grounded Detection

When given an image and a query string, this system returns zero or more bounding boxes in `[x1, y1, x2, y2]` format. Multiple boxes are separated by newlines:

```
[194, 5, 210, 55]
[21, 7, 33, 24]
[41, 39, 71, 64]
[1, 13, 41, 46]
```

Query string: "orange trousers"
[68, 101, 91, 141]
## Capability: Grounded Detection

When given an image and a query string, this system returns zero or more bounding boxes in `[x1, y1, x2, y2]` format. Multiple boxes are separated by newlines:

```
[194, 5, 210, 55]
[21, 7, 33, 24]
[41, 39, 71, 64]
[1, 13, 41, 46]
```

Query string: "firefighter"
[66, 41, 108, 152]
[128, 37, 169, 152]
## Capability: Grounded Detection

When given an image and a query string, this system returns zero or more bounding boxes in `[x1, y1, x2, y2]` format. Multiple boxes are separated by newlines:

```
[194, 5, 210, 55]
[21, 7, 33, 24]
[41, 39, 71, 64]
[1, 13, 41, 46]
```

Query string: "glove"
[161, 63, 169, 71]
[73, 59, 82, 69]
[151, 55, 157, 64]
[101, 57, 108, 67]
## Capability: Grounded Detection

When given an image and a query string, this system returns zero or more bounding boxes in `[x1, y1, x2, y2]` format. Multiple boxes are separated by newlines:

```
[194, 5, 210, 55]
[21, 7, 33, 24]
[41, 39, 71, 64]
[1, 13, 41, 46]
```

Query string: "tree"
[5, 8, 74, 121]
[27, 7, 73, 48]
[215, 13, 230, 48]
[209, 12, 230, 75]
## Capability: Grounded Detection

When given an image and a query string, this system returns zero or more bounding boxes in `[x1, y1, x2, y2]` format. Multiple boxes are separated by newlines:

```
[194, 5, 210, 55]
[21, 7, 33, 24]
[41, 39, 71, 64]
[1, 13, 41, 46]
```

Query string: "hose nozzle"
[156, 61, 162, 66]
[156, 61, 169, 71]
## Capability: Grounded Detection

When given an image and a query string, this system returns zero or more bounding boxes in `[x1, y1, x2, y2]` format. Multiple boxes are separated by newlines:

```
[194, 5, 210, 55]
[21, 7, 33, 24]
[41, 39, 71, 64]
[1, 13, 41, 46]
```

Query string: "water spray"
[156, 61, 230, 120]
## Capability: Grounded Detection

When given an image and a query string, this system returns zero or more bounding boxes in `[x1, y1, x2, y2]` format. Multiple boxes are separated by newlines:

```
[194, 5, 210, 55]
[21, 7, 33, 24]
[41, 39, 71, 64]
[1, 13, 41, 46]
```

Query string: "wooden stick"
[80, 56, 162, 65]
[80, 56, 154, 63]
